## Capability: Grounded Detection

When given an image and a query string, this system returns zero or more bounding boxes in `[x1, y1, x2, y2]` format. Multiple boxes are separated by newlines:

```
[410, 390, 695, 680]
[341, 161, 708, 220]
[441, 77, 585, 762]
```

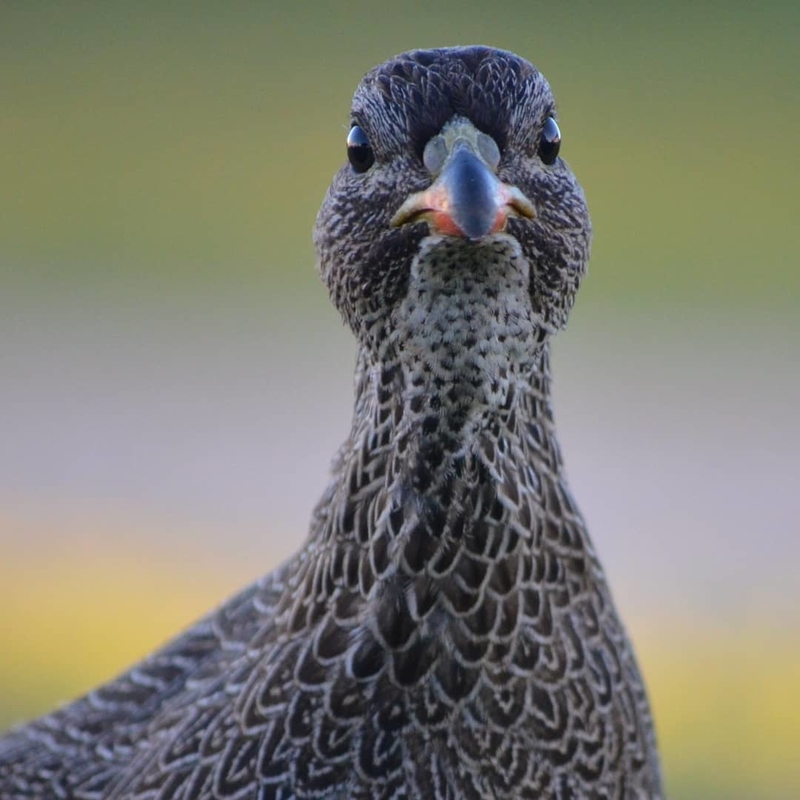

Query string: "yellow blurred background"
[1, 3, 798, 797]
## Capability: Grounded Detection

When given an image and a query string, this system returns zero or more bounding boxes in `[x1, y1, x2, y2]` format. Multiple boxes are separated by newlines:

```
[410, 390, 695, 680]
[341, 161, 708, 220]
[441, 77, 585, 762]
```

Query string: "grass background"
[2, 3, 799, 797]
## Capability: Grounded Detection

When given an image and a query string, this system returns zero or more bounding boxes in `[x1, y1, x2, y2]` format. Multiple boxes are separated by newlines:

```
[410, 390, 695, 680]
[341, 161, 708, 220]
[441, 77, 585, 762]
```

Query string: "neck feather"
[313, 341, 570, 561]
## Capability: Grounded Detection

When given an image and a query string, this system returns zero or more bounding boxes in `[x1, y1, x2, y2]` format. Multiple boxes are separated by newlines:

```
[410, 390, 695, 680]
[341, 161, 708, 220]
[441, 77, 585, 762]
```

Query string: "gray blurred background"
[1, 3, 798, 797]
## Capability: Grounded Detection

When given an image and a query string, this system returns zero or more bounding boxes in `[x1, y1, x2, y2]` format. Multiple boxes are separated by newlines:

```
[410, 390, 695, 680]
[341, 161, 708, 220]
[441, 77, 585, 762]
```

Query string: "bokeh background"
[2, 2, 798, 797]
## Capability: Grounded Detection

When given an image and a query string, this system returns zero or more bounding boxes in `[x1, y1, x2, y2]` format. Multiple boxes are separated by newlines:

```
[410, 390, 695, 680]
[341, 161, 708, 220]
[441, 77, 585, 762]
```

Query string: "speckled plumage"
[0, 47, 663, 798]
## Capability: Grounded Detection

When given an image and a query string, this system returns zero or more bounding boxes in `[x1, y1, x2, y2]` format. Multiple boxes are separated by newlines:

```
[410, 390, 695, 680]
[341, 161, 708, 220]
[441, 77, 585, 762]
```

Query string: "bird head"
[315, 46, 591, 356]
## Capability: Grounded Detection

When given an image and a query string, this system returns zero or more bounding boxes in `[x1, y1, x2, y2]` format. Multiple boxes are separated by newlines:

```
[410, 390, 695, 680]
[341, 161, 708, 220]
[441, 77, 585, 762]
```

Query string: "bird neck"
[312, 340, 574, 567]
[342, 233, 561, 497]
[353, 338, 560, 482]
[288, 339, 591, 667]
[300, 237, 588, 637]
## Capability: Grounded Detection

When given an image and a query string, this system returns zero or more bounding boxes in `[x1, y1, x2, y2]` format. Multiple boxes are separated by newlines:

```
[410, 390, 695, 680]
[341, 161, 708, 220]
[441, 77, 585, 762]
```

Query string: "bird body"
[0, 47, 663, 798]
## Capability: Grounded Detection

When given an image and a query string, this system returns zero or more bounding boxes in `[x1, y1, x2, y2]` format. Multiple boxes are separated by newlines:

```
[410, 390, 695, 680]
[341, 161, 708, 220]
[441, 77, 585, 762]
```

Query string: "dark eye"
[538, 117, 561, 165]
[347, 125, 375, 173]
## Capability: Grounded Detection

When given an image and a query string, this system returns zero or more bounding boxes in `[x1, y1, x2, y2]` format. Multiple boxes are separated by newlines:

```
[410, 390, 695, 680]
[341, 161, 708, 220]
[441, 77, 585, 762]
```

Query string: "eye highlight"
[538, 117, 561, 165]
[347, 125, 375, 173]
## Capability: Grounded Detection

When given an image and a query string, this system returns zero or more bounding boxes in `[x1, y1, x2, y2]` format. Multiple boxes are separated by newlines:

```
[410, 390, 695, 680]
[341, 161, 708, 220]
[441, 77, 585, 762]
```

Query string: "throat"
[380, 234, 544, 452]
[397, 236, 537, 383]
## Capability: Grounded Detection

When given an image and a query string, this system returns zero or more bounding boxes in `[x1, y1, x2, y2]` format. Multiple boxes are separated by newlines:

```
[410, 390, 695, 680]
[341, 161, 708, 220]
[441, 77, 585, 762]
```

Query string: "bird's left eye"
[538, 117, 561, 165]
[347, 125, 375, 173]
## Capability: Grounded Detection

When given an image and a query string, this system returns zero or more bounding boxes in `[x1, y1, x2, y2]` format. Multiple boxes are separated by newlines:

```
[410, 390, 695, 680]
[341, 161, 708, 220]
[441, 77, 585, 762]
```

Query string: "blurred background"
[1, 2, 798, 797]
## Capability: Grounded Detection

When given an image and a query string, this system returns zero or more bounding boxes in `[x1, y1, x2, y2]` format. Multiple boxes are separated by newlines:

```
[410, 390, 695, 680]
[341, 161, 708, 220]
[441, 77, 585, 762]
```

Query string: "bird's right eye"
[538, 117, 561, 165]
[347, 125, 375, 173]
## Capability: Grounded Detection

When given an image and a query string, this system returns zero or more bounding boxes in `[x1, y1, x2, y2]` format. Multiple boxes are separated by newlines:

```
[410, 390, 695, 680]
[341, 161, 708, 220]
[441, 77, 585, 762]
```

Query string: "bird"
[0, 46, 663, 798]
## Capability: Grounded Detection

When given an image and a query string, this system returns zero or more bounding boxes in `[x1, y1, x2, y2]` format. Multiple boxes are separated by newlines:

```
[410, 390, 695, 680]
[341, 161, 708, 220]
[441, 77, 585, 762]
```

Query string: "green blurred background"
[1, 2, 798, 797]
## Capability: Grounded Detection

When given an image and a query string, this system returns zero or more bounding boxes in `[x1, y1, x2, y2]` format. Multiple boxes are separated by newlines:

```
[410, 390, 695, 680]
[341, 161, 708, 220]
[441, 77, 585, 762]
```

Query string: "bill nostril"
[423, 135, 448, 174]
[476, 132, 501, 170]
